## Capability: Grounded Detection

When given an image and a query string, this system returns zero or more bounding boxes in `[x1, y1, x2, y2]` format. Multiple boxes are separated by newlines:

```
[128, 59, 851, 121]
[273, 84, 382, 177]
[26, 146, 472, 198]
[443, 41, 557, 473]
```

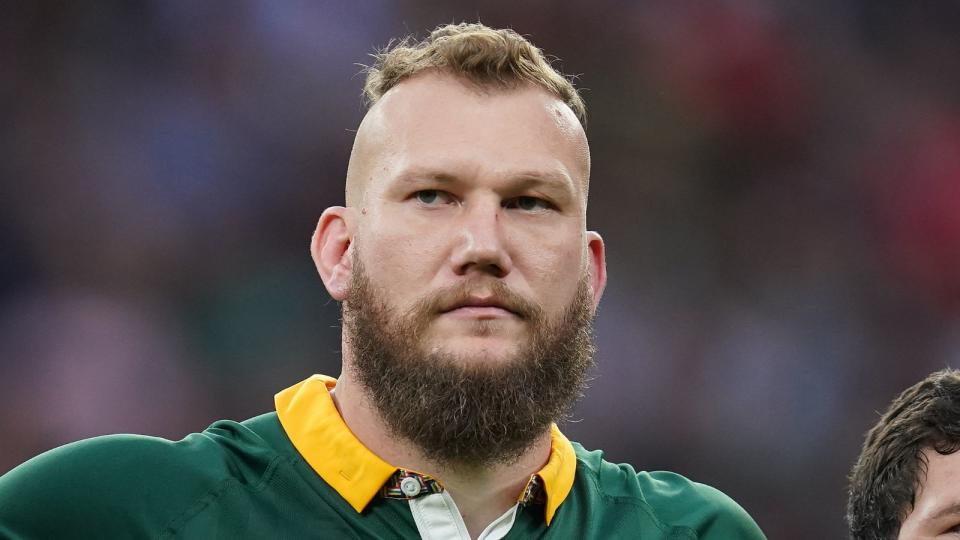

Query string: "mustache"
[409, 280, 543, 321]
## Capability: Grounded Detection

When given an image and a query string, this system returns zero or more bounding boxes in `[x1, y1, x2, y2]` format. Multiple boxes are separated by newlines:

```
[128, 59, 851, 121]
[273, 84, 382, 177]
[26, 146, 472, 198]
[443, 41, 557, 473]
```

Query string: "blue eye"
[415, 190, 455, 205]
[417, 190, 440, 204]
[506, 196, 551, 211]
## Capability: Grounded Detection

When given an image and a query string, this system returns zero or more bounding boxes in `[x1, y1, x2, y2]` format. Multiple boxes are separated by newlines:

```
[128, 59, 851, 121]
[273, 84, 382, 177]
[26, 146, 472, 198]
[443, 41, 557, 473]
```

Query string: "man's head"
[848, 368, 960, 539]
[310, 23, 605, 467]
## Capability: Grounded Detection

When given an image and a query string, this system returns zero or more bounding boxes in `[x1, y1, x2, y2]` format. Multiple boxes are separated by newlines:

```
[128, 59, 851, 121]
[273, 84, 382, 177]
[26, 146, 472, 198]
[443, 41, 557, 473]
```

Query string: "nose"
[449, 200, 513, 278]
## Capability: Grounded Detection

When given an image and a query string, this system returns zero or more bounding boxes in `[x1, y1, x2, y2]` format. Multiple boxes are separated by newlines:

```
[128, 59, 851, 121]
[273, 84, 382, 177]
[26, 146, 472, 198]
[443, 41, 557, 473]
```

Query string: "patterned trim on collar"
[381, 469, 445, 500]
[518, 475, 547, 507]
[274, 375, 576, 525]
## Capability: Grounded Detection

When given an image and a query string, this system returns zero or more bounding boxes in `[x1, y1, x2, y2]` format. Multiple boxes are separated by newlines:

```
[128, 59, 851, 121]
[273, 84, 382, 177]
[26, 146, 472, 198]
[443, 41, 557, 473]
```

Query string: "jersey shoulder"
[572, 442, 766, 540]
[0, 418, 279, 539]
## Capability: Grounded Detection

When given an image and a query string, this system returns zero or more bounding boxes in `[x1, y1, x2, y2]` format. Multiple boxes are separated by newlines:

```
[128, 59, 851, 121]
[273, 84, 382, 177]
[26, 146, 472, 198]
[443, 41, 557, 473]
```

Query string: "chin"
[428, 337, 524, 366]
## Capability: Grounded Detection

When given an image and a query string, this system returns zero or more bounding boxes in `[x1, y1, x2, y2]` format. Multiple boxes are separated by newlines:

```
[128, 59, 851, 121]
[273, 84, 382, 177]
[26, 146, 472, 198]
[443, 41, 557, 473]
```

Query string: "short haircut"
[847, 368, 960, 539]
[362, 22, 586, 125]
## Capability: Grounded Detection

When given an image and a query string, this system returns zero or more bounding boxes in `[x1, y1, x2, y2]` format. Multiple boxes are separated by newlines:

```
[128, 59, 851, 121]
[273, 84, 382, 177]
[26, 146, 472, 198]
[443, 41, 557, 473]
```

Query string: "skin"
[898, 448, 960, 539]
[310, 72, 606, 537]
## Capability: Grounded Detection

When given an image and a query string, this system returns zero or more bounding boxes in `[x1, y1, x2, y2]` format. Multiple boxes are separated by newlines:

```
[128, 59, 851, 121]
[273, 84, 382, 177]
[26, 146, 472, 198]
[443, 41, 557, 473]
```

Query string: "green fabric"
[0, 413, 765, 539]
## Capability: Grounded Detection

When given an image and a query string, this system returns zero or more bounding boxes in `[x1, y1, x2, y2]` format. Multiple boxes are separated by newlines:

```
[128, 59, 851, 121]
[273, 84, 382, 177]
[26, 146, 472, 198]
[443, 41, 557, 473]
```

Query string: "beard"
[343, 257, 596, 469]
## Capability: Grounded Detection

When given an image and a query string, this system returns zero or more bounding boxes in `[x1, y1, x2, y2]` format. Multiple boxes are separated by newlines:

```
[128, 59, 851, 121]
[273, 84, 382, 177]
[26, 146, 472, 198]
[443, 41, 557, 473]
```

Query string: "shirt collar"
[275, 374, 576, 525]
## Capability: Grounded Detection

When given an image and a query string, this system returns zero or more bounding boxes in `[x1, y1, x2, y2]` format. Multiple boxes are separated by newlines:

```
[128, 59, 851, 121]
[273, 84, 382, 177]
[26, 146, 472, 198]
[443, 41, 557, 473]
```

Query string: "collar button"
[400, 476, 422, 497]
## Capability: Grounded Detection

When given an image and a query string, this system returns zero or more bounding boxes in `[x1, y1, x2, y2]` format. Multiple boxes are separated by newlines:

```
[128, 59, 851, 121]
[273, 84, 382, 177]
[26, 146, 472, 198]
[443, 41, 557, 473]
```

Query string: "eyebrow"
[394, 168, 457, 185]
[925, 501, 960, 522]
[393, 167, 578, 195]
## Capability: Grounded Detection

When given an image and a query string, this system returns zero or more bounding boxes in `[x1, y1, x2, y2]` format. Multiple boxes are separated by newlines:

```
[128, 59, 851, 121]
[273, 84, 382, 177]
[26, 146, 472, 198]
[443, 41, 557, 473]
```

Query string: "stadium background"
[3, 2, 960, 537]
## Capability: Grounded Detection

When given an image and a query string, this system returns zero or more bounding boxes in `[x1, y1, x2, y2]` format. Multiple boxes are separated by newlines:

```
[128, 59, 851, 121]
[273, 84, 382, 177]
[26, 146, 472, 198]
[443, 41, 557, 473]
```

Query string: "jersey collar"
[275, 374, 576, 525]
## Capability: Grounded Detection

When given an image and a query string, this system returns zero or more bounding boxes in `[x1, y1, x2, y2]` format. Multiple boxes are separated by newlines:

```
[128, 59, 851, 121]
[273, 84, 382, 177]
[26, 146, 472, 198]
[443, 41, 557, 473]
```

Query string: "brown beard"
[343, 257, 596, 469]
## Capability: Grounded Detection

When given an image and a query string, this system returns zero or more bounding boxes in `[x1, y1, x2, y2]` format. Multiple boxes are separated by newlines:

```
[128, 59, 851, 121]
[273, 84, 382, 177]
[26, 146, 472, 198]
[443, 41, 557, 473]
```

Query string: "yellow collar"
[275, 374, 576, 525]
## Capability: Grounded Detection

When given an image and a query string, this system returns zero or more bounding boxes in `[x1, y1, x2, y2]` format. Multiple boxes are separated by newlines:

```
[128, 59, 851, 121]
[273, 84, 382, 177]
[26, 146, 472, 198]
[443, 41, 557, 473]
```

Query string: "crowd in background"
[3, 2, 960, 537]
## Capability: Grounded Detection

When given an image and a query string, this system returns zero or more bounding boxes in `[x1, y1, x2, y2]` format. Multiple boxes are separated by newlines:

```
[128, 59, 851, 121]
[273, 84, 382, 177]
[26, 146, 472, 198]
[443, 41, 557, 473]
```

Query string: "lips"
[440, 296, 520, 318]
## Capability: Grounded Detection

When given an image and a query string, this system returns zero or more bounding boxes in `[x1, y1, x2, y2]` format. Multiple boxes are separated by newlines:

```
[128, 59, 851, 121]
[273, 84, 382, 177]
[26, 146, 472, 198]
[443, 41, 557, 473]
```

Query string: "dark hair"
[847, 368, 960, 539]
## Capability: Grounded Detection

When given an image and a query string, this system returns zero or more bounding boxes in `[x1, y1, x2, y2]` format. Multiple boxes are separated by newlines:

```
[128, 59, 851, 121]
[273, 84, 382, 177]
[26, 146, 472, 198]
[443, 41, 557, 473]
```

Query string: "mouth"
[440, 296, 521, 319]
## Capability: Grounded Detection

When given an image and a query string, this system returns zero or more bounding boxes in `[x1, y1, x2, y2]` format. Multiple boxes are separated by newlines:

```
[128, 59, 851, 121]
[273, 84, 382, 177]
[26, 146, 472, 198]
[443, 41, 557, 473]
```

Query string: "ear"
[585, 231, 607, 312]
[311, 206, 355, 301]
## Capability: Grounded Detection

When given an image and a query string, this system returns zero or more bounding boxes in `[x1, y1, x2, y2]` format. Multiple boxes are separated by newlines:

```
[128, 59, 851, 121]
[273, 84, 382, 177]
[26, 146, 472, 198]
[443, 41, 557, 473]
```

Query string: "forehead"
[919, 448, 960, 495]
[905, 448, 960, 527]
[354, 73, 590, 198]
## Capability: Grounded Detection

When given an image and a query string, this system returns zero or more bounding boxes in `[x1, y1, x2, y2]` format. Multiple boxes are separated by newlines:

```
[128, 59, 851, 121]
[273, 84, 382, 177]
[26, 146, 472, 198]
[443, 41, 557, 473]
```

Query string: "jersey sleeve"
[639, 470, 767, 540]
[686, 480, 766, 540]
[0, 433, 215, 539]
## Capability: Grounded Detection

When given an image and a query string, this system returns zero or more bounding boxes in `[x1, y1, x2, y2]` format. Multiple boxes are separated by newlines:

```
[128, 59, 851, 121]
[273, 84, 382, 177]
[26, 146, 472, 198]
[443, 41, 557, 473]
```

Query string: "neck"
[332, 367, 553, 538]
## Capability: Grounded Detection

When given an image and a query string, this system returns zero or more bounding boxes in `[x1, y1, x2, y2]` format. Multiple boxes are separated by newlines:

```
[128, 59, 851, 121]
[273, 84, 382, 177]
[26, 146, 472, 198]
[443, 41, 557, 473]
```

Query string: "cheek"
[357, 215, 442, 287]
[517, 231, 585, 302]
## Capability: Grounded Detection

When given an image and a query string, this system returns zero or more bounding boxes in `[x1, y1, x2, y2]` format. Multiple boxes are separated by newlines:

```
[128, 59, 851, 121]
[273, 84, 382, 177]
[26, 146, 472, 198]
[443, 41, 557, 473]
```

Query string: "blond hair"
[363, 23, 586, 124]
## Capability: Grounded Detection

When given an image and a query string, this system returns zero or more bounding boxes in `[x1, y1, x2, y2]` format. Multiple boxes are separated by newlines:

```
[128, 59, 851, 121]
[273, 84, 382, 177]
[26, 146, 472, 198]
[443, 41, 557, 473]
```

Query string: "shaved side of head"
[345, 106, 388, 208]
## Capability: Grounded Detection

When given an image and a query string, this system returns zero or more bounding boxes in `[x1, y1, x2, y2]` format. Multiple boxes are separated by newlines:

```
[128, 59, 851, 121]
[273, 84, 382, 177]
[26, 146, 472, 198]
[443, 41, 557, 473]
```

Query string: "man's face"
[897, 448, 960, 539]
[342, 73, 603, 364]
[311, 73, 606, 465]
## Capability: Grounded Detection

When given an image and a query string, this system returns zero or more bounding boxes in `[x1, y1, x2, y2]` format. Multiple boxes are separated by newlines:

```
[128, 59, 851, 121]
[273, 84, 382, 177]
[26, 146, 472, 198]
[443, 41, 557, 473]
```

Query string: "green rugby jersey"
[0, 375, 765, 539]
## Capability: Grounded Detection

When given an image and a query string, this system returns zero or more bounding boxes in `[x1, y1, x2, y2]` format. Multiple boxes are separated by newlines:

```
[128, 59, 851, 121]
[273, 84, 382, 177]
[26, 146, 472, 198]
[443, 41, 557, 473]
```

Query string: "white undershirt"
[408, 491, 519, 540]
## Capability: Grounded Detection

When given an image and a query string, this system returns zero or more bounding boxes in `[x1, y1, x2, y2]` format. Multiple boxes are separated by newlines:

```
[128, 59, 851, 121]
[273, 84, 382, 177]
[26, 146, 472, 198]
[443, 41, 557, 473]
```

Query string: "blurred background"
[3, 1, 960, 537]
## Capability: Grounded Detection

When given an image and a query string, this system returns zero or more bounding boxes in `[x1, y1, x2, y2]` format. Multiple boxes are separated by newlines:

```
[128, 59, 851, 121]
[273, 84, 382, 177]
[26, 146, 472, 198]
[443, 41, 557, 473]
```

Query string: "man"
[0, 23, 764, 539]
[848, 368, 960, 540]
